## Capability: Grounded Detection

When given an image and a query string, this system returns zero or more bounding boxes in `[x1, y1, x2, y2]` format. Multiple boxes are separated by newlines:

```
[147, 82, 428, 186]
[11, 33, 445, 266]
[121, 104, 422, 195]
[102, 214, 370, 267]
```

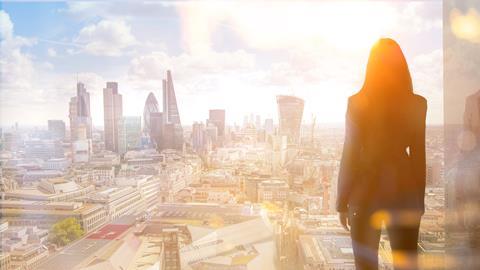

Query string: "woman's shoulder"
[347, 92, 365, 106]
[347, 92, 369, 113]
[412, 94, 427, 105]
[412, 94, 427, 110]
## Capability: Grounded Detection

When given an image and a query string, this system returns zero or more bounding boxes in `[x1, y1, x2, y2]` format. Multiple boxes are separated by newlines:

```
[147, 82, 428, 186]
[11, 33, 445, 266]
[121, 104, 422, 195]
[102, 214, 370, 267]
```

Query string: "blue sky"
[0, 1, 444, 127]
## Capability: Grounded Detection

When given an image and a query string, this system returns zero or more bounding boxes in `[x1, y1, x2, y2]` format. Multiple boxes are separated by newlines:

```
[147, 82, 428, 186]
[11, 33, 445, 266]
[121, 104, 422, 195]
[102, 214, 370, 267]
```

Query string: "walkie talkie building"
[277, 95, 304, 144]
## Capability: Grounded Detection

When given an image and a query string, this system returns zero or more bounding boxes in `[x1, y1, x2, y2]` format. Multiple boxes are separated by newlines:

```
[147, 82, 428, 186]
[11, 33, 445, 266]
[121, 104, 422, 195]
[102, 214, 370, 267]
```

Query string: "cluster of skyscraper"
[66, 69, 305, 163]
[143, 70, 184, 151]
[67, 70, 182, 162]
[191, 109, 226, 153]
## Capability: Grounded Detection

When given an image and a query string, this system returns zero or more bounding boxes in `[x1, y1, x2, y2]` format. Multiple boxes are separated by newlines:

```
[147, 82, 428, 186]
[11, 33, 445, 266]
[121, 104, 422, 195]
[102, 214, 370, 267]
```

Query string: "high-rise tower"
[162, 70, 183, 150]
[208, 109, 226, 137]
[143, 92, 160, 134]
[277, 95, 304, 144]
[69, 82, 92, 141]
[103, 82, 123, 153]
[150, 112, 164, 149]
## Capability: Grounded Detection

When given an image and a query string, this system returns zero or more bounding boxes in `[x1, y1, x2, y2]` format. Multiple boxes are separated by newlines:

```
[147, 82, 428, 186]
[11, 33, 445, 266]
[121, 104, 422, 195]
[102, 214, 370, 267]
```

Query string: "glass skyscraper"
[103, 82, 123, 153]
[143, 92, 160, 135]
[119, 116, 142, 152]
[276, 95, 304, 144]
[69, 82, 92, 141]
[162, 70, 183, 150]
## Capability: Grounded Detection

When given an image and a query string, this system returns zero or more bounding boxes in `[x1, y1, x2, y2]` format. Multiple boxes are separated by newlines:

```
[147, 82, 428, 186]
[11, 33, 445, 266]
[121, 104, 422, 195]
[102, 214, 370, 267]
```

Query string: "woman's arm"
[410, 96, 427, 212]
[337, 98, 361, 213]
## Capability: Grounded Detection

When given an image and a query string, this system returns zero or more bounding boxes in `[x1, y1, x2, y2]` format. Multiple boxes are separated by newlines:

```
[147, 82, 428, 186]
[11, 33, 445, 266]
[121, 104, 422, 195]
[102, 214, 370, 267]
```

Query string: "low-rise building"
[21, 170, 64, 184]
[0, 252, 11, 270]
[0, 221, 8, 232]
[9, 244, 49, 270]
[115, 175, 160, 211]
[88, 186, 144, 220]
[298, 234, 355, 270]
[257, 179, 289, 202]
[42, 158, 71, 171]
[0, 200, 107, 233]
[1, 226, 49, 251]
[4, 178, 95, 202]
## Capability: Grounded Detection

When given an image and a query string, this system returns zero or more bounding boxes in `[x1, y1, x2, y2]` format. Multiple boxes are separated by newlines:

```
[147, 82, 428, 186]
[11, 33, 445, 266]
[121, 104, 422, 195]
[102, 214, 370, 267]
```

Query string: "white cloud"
[125, 49, 260, 124]
[1, 2, 443, 126]
[396, 2, 442, 34]
[0, 11, 36, 98]
[47, 48, 57, 57]
[75, 19, 136, 56]
[65, 2, 173, 20]
[0, 10, 13, 39]
[265, 44, 365, 87]
[128, 50, 255, 85]
[0, 10, 100, 126]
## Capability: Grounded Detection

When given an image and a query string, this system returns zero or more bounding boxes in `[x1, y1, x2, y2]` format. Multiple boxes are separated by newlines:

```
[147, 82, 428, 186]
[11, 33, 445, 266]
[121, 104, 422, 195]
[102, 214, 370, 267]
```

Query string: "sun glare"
[450, 8, 480, 43]
[178, 1, 397, 52]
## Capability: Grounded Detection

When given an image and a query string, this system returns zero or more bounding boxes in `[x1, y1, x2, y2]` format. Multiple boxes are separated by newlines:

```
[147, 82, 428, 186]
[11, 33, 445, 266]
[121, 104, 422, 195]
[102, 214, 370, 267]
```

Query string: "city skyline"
[1, 1, 479, 269]
[0, 1, 443, 127]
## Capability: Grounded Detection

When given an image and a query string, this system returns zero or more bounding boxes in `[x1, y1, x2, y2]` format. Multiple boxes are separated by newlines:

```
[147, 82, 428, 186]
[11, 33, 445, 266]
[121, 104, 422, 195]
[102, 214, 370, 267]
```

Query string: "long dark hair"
[360, 38, 413, 99]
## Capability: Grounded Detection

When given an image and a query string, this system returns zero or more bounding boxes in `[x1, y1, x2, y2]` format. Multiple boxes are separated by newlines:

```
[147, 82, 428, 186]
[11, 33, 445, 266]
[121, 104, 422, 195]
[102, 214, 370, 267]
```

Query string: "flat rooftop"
[37, 215, 136, 270]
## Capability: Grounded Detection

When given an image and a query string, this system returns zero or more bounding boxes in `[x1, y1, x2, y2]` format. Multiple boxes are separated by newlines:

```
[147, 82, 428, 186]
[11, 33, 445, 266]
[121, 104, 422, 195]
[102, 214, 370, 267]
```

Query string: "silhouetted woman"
[337, 38, 427, 270]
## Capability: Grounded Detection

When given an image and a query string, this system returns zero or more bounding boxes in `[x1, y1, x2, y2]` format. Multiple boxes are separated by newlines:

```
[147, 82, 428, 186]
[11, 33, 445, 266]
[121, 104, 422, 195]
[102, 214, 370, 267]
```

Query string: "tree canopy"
[50, 217, 84, 246]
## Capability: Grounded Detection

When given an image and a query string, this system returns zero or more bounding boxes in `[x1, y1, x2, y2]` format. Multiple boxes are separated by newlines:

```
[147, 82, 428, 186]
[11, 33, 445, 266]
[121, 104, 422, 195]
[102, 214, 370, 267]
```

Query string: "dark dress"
[337, 92, 427, 270]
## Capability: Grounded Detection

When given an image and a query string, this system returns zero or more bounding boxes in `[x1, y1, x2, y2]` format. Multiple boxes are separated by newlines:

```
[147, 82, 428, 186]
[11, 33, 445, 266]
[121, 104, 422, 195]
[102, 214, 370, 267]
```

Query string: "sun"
[178, 1, 398, 52]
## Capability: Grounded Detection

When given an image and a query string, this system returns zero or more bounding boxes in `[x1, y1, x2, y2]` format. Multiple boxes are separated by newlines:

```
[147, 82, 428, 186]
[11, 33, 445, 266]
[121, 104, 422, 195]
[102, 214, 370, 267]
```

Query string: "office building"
[205, 123, 218, 147]
[68, 96, 77, 140]
[208, 109, 225, 137]
[143, 92, 160, 135]
[255, 114, 262, 129]
[1, 226, 49, 251]
[0, 200, 106, 233]
[0, 253, 11, 270]
[115, 175, 160, 211]
[72, 124, 92, 163]
[88, 186, 144, 220]
[191, 122, 206, 153]
[298, 234, 355, 270]
[4, 177, 95, 202]
[21, 170, 64, 184]
[257, 179, 289, 202]
[69, 82, 92, 141]
[47, 120, 66, 141]
[163, 70, 183, 150]
[150, 112, 164, 150]
[24, 139, 64, 160]
[103, 82, 123, 153]
[162, 123, 176, 151]
[264, 118, 274, 135]
[119, 116, 142, 151]
[9, 244, 49, 270]
[42, 158, 70, 171]
[277, 95, 304, 144]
